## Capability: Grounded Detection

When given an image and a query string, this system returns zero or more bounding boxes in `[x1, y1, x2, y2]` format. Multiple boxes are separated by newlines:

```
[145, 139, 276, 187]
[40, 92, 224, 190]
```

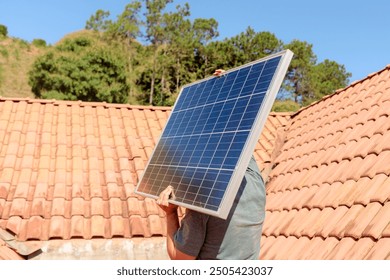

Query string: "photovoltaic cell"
[135, 50, 293, 219]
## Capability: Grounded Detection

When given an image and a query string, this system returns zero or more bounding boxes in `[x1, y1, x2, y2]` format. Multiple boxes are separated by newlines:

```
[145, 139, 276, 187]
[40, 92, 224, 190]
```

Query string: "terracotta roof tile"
[260, 65, 390, 259]
[364, 238, 390, 259]
[0, 100, 176, 244]
[3, 63, 390, 260]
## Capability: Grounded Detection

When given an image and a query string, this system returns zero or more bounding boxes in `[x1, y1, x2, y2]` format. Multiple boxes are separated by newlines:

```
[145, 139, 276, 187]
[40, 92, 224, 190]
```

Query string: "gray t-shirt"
[174, 156, 266, 259]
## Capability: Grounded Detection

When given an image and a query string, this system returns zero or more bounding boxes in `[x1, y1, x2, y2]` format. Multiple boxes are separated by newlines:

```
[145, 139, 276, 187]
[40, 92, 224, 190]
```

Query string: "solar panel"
[135, 50, 293, 219]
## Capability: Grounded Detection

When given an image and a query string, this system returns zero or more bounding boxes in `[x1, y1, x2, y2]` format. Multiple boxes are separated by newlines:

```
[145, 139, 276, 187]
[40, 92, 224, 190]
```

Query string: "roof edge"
[0, 96, 172, 111]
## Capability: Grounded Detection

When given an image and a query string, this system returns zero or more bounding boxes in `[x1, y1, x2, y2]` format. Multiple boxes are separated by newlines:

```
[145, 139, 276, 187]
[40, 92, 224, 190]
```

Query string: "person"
[156, 69, 266, 260]
[156, 156, 266, 260]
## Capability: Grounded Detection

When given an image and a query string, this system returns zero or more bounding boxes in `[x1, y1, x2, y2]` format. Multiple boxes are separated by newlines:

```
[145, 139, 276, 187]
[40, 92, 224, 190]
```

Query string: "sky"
[1, 0, 390, 83]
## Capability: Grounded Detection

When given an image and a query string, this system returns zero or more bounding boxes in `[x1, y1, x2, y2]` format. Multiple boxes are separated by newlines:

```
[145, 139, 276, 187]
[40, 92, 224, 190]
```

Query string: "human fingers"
[157, 185, 174, 206]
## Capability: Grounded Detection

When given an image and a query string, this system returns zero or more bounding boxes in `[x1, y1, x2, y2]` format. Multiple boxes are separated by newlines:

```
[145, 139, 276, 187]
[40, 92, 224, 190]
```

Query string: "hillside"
[0, 37, 44, 98]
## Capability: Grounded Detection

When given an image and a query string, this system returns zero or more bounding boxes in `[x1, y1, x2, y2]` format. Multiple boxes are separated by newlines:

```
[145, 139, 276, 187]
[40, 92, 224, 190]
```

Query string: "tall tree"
[85, 10, 112, 32]
[283, 39, 317, 104]
[164, 3, 193, 92]
[107, 1, 142, 40]
[192, 18, 219, 77]
[206, 27, 282, 71]
[303, 59, 351, 105]
[144, 0, 173, 105]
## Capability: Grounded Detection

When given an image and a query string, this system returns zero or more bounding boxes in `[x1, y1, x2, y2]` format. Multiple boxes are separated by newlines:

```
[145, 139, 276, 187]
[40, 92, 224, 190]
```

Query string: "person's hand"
[213, 69, 226, 77]
[156, 185, 178, 215]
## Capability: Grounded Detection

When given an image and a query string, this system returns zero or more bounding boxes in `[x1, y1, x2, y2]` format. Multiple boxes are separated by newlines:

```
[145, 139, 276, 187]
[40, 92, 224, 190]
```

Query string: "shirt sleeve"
[174, 209, 209, 257]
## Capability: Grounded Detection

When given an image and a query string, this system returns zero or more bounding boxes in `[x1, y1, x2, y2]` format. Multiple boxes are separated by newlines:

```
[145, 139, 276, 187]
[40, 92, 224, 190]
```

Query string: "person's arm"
[157, 186, 196, 260]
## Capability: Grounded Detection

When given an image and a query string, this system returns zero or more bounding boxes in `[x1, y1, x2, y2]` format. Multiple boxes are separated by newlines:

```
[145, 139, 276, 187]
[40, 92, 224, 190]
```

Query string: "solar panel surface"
[135, 50, 293, 219]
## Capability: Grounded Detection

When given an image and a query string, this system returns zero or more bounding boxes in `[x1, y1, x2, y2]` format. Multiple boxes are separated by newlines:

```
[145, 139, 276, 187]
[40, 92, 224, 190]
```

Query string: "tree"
[29, 35, 130, 103]
[0, 24, 7, 37]
[283, 40, 351, 106]
[283, 40, 317, 104]
[32, 38, 47, 48]
[106, 2, 142, 40]
[192, 18, 219, 78]
[85, 10, 112, 32]
[206, 27, 282, 71]
[306, 59, 351, 104]
[144, 0, 173, 105]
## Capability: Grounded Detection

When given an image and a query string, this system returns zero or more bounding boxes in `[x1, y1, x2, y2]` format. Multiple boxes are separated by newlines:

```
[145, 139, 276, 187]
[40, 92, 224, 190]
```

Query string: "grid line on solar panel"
[136, 51, 292, 216]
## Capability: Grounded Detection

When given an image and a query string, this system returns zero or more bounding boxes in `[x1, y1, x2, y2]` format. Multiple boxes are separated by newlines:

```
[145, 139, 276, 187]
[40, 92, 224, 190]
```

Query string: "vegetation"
[29, 34, 130, 103]
[3, 1, 352, 111]
[0, 36, 43, 98]
[32, 38, 47, 48]
[0, 24, 7, 37]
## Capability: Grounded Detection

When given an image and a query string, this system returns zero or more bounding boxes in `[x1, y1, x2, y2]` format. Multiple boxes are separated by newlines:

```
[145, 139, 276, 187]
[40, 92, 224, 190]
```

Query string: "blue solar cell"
[136, 50, 293, 218]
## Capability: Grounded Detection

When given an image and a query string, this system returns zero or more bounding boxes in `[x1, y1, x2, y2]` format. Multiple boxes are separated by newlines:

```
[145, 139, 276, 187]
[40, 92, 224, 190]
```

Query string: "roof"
[260, 65, 390, 259]
[3, 63, 390, 260]
[0, 99, 171, 242]
[0, 238, 24, 260]
[0, 97, 290, 252]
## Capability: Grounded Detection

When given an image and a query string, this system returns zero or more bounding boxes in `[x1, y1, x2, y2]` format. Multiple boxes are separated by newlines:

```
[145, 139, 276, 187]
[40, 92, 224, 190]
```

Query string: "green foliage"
[32, 38, 47, 48]
[23, 0, 352, 108]
[0, 46, 9, 58]
[85, 9, 112, 32]
[0, 64, 3, 86]
[0, 24, 8, 37]
[29, 35, 130, 103]
[282, 40, 351, 107]
[206, 27, 283, 72]
[272, 99, 300, 112]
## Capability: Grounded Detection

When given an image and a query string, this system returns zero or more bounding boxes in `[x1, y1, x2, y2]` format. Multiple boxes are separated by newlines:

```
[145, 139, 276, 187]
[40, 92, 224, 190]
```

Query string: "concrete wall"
[29, 237, 169, 260]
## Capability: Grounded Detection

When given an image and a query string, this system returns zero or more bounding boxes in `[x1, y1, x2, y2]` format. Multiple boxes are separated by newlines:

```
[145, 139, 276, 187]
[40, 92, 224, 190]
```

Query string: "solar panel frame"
[135, 49, 293, 219]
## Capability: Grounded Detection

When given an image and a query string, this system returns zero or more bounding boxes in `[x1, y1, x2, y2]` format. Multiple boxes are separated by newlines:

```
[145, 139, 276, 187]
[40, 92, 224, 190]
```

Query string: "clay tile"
[344, 238, 376, 259]
[260, 235, 287, 259]
[126, 197, 141, 216]
[110, 216, 125, 237]
[13, 183, 29, 199]
[71, 197, 85, 216]
[90, 197, 105, 216]
[49, 216, 65, 239]
[29, 198, 46, 218]
[0, 183, 11, 199]
[70, 215, 85, 238]
[356, 174, 388, 206]
[369, 175, 390, 204]
[364, 238, 390, 259]
[298, 236, 323, 259]
[107, 183, 121, 198]
[320, 206, 348, 238]
[304, 207, 334, 238]
[362, 201, 390, 239]
[5, 216, 22, 236]
[285, 236, 312, 260]
[109, 197, 123, 216]
[344, 202, 382, 239]
[329, 204, 364, 238]
[26, 216, 44, 240]
[143, 198, 160, 216]
[129, 216, 149, 237]
[326, 237, 356, 260]
[90, 215, 106, 238]
[272, 236, 300, 260]
[9, 198, 27, 217]
[33, 182, 49, 199]
[51, 197, 66, 216]
[259, 236, 276, 259]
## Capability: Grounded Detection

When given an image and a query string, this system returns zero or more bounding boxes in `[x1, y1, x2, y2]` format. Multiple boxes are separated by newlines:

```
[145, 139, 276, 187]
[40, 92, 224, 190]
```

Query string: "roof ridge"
[0, 96, 171, 111]
[291, 64, 390, 117]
